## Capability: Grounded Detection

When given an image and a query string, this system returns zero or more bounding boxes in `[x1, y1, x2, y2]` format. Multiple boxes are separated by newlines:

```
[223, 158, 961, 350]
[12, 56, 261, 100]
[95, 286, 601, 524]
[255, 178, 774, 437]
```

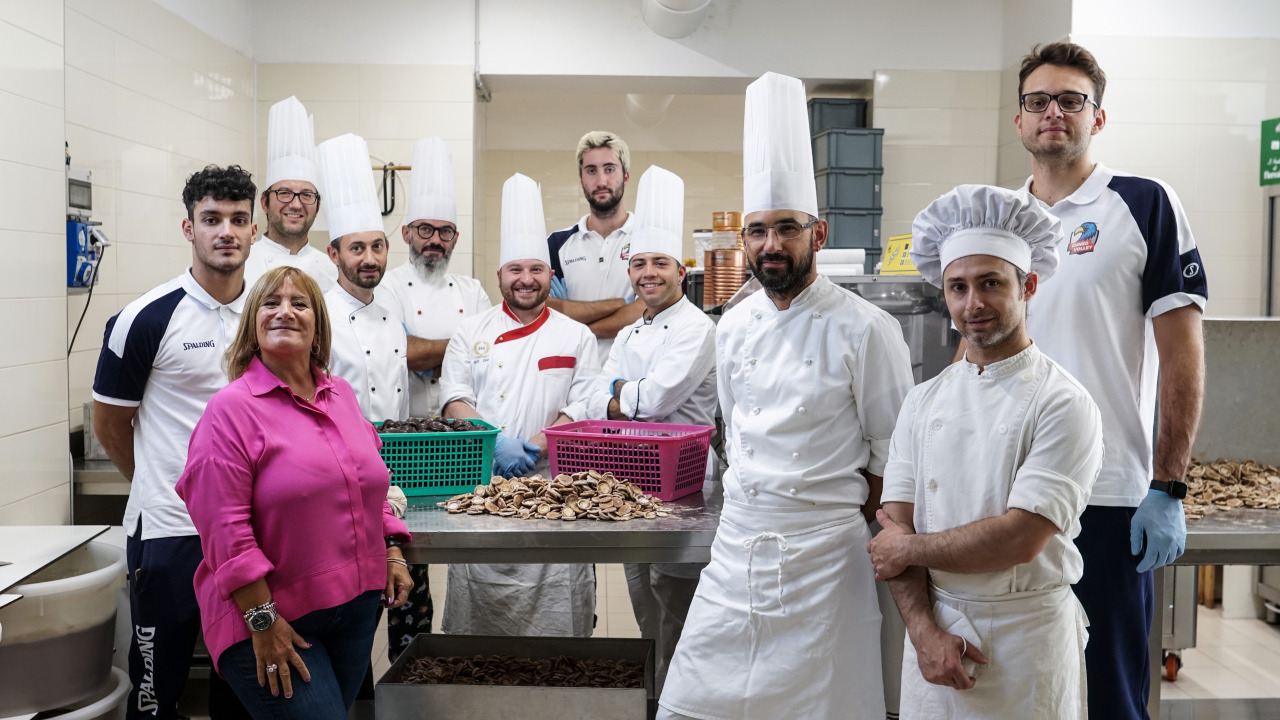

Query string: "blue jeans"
[219, 591, 382, 720]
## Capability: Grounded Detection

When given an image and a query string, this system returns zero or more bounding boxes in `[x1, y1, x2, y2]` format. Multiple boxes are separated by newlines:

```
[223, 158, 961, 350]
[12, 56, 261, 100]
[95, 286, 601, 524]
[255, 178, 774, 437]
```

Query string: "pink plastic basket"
[544, 420, 713, 502]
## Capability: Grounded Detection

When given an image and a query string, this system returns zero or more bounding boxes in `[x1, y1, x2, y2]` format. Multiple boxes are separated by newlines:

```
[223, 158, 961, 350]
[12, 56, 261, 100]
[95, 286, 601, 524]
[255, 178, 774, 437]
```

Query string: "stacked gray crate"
[809, 98, 882, 272]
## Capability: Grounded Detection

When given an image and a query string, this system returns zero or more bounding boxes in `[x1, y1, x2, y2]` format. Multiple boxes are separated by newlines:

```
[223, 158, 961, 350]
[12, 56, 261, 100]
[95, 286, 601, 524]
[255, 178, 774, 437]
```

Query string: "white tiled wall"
[63, 0, 256, 432]
[874, 69, 1003, 241]
[255, 63, 477, 281]
[0, 3, 70, 524]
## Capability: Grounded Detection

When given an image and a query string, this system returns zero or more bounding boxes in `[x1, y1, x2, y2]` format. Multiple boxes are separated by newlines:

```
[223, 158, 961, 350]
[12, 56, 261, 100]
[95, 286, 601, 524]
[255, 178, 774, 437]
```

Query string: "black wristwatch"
[1151, 479, 1188, 500]
[243, 600, 278, 632]
[385, 536, 405, 549]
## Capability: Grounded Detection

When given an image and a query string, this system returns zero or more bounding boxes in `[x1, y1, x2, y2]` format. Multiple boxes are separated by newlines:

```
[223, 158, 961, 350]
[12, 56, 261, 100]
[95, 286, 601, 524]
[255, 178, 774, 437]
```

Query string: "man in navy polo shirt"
[1015, 42, 1208, 719]
[93, 165, 256, 720]
[546, 130, 645, 357]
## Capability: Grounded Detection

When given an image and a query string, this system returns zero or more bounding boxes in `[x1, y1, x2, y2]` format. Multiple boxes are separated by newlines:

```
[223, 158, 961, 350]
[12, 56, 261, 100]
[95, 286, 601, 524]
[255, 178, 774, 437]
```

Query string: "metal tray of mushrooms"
[1184, 458, 1280, 520]
[376, 634, 654, 720]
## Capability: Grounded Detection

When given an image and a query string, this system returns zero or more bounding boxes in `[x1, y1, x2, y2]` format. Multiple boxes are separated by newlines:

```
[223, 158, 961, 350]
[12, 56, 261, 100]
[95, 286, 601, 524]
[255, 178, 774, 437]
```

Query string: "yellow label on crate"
[880, 234, 918, 276]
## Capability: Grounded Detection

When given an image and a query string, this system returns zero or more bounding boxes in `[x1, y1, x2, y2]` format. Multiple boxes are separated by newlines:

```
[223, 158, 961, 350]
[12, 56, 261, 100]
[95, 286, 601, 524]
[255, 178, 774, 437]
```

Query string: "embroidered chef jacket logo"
[1184, 262, 1201, 278]
[1068, 222, 1100, 255]
[182, 340, 216, 351]
[472, 340, 491, 357]
[563, 256, 588, 266]
[619, 242, 631, 261]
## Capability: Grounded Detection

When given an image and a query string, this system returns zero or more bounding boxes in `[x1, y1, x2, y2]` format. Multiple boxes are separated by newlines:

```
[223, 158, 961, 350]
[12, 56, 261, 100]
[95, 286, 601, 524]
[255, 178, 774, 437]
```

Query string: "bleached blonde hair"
[576, 130, 630, 175]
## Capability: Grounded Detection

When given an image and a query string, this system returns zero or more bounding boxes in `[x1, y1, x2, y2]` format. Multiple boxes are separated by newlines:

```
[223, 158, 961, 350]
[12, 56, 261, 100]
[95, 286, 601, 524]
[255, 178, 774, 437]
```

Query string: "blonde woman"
[177, 266, 412, 719]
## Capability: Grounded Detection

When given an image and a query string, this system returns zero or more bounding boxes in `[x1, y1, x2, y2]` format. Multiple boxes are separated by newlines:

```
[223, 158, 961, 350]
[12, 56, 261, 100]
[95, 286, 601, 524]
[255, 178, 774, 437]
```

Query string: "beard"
[750, 248, 814, 297]
[1020, 128, 1089, 165]
[502, 282, 550, 312]
[342, 263, 384, 290]
[410, 244, 450, 278]
[266, 210, 312, 242]
[586, 185, 624, 215]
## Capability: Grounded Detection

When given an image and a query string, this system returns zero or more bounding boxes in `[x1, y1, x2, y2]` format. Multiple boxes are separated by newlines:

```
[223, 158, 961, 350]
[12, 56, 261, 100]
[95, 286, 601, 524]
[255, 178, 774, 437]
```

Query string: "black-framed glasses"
[742, 219, 817, 242]
[1019, 92, 1098, 114]
[408, 222, 458, 242]
[268, 188, 320, 205]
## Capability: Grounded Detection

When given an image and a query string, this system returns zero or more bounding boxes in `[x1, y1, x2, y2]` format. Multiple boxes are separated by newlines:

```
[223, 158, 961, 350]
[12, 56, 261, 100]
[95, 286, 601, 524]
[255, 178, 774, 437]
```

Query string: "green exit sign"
[1263, 118, 1280, 186]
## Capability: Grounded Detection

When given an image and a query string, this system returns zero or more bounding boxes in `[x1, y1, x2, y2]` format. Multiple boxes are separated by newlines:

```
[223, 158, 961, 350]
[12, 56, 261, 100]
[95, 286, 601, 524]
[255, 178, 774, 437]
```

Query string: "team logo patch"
[472, 340, 491, 357]
[1068, 222, 1100, 255]
[1184, 262, 1201, 278]
[619, 242, 631, 261]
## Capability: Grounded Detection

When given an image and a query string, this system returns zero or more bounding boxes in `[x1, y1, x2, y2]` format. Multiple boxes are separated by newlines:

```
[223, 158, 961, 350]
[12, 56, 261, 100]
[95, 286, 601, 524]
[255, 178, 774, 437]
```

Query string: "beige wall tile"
[355, 64, 475, 104]
[0, 161, 62, 234]
[0, 297, 65, 366]
[0, 482, 71, 526]
[257, 63, 363, 103]
[1, 0, 64, 45]
[0, 230, 65, 300]
[0, 91, 65, 170]
[0, 361, 69, 438]
[874, 70, 1000, 110]
[877, 107, 1001, 147]
[0, 18, 63, 107]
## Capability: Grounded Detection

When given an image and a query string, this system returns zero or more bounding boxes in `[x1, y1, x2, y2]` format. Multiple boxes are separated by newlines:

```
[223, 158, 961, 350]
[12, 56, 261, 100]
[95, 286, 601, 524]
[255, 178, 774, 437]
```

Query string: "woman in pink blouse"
[177, 266, 412, 718]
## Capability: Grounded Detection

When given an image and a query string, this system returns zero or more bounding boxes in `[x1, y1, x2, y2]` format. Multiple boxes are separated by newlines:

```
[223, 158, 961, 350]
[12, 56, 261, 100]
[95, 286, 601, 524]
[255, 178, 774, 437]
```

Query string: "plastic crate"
[812, 128, 884, 171]
[865, 249, 883, 274]
[816, 169, 882, 213]
[822, 209, 882, 250]
[808, 98, 868, 133]
[545, 420, 713, 502]
[375, 419, 500, 496]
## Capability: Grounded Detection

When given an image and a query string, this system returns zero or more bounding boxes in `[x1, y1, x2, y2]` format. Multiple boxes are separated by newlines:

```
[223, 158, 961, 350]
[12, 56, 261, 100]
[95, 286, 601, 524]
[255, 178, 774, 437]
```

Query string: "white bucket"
[0, 666, 131, 720]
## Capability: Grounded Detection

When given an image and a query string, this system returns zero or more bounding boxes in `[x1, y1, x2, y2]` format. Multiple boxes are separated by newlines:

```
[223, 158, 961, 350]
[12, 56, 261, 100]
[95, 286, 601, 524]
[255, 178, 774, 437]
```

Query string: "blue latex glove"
[550, 275, 569, 299]
[494, 435, 535, 477]
[522, 440, 542, 466]
[1130, 488, 1187, 573]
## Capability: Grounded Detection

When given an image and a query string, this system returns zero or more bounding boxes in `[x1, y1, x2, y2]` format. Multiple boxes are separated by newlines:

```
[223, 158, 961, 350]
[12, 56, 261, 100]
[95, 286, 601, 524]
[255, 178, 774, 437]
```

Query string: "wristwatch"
[243, 600, 278, 632]
[385, 536, 405, 549]
[1151, 479, 1189, 500]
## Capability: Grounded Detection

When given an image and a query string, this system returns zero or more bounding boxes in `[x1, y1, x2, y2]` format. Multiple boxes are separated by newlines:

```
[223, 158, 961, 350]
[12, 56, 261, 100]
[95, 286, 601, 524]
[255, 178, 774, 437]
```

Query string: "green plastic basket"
[375, 419, 500, 496]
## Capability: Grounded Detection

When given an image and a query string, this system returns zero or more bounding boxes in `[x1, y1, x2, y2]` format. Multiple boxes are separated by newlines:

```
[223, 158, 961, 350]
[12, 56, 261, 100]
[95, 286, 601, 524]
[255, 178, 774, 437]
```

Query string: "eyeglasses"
[1019, 92, 1098, 114]
[742, 219, 817, 243]
[408, 222, 458, 242]
[268, 188, 320, 205]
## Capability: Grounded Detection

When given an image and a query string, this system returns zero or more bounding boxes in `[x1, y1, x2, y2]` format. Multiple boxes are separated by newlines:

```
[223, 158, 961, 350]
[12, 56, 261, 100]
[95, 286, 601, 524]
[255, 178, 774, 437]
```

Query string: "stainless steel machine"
[822, 272, 958, 383]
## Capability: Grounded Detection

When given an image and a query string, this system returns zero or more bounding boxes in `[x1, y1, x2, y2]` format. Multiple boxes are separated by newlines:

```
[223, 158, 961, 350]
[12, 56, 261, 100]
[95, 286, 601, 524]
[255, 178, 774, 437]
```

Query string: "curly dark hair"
[182, 164, 257, 220]
[1019, 42, 1107, 107]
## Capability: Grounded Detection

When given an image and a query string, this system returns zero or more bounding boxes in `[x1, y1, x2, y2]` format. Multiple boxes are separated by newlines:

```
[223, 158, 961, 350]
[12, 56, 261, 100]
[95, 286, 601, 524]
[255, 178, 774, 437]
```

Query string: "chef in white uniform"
[869, 185, 1104, 719]
[380, 137, 491, 417]
[316, 133, 407, 422]
[658, 72, 914, 720]
[244, 96, 337, 293]
[439, 173, 600, 636]
[583, 165, 717, 690]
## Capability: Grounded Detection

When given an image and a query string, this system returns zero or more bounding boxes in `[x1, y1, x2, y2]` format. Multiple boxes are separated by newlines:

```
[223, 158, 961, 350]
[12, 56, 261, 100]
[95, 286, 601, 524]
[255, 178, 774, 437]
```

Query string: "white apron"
[660, 498, 886, 720]
[900, 584, 1089, 720]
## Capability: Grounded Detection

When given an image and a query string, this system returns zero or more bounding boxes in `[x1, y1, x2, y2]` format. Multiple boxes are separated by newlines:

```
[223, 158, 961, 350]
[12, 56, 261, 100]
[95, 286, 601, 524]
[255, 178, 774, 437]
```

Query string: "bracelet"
[387, 557, 408, 567]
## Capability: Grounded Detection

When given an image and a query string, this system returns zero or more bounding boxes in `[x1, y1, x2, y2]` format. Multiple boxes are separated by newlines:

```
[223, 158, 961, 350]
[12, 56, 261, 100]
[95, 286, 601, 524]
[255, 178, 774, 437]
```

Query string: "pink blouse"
[176, 356, 410, 670]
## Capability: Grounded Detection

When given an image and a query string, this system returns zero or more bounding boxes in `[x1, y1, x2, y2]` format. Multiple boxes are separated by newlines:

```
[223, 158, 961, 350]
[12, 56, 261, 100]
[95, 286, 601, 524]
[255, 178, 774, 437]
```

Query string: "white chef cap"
[910, 184, 1061, 287]
[406, 137, 456, 224]
[499, 173, 551, 268]
[743, 72, 818, 219]
[264, 96, 318, 190]
[628, 165, 684, 262]
[317, 133, 383, 240]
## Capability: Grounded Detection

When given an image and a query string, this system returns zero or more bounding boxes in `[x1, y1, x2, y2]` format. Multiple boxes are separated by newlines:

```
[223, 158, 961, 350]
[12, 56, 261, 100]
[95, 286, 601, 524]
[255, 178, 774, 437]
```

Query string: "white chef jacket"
[323, 284, 409, 422]
[548, 212, 637, 358]
[244, 234, 338, 294]
[881, 343, 1104, 598]
[380, 262, 491, 416]
[584, 297, 717, 427]
[717, 276, 915, 507]
[440, 303, 600, 442]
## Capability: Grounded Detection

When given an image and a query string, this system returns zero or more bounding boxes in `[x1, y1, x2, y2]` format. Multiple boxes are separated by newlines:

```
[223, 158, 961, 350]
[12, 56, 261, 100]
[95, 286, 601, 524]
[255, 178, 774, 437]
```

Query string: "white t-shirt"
[379, 263, 492, 416]
[323, 283, 409, 422]
[547, 212, 637, 357]
[1024, 164, 1208, 507]
[244, 234, 338, 294]
[92, 270, 246, 540]
[717, 276, 915, 508]
[882, 343, 1103, 597]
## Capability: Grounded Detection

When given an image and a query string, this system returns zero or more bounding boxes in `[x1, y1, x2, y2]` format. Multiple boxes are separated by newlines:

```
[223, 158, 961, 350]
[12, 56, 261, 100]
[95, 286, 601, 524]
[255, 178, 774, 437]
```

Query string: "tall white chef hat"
[628, 165, 684, 261]
[406, 137, 456, 224]
[910, 184, 1062, 287]
[264, 96, 318, 190]
[743, 72, 818, 219]
[317, 133, 383, 241]
[499, 173, 550, 268]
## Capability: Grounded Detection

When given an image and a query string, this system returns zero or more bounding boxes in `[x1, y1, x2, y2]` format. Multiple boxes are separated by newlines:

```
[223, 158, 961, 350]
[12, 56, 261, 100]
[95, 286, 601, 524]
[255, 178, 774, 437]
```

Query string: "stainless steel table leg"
[1149, 565, 1165, 719]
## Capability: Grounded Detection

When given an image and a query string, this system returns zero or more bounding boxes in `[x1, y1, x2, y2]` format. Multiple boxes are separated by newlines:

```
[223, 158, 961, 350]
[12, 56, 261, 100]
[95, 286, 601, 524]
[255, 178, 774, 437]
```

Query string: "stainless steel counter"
[1178, 509, 1280, 565]
[401, 484, 723, 565]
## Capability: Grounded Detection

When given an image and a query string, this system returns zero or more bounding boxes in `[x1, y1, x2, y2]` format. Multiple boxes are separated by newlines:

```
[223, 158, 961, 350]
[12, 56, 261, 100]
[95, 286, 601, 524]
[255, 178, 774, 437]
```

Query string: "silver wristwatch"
[243, 600, 278, 633]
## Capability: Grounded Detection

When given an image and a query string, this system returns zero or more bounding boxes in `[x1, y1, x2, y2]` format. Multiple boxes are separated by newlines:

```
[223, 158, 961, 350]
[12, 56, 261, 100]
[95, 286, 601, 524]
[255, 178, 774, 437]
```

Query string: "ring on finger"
[265, 663, 278, 674]
[960, 636, 967, 656]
